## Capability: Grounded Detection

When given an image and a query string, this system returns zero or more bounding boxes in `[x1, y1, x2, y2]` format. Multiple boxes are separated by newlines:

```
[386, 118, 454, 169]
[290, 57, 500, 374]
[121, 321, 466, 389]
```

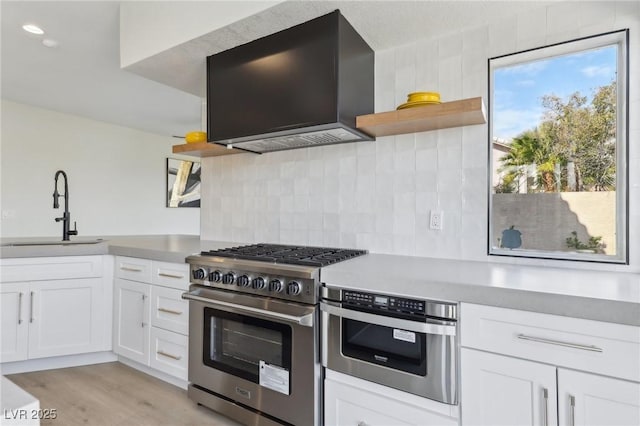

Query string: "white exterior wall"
[200, 1, 639, 272]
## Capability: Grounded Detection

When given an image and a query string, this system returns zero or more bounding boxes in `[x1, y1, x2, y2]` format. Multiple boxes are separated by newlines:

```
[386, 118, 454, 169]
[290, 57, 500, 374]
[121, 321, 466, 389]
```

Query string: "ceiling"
[1, 1, 547, 138]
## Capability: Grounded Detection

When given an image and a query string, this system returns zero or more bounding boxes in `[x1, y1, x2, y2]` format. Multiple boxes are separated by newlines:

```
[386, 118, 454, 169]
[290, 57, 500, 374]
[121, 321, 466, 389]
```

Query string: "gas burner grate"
[200, 243, 367, 267]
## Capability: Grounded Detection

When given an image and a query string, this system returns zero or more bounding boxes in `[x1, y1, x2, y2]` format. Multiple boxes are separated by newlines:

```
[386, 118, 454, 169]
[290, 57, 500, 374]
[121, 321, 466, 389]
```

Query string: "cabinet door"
[461, 348, 557, 426]
[28, 278, 103, 359]
[558, 369, 640, 426]
[0, 283, 29, 362]
[113, 278, 150, 365]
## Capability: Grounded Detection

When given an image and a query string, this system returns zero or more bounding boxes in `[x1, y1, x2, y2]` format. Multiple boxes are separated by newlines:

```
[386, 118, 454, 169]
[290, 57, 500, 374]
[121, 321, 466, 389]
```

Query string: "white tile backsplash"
[200, 1, 639, 270]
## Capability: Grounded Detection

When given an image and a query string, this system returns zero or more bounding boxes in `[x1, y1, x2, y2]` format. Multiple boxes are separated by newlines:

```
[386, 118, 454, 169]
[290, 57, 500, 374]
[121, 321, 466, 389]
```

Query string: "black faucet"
[53, 170, 78, 241]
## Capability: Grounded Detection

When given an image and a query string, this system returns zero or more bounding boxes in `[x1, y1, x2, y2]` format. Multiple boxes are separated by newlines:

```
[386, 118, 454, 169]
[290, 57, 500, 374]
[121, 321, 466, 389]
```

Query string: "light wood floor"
[7, 362, 242, 426]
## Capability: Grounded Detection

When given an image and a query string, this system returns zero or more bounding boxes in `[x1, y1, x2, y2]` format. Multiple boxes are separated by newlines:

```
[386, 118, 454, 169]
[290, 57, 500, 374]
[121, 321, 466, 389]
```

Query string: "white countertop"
[320, 253, 640, 326]
[2, 236, 639, 326]
[0, 235, 237, 264]
[1, 376, 39, 425]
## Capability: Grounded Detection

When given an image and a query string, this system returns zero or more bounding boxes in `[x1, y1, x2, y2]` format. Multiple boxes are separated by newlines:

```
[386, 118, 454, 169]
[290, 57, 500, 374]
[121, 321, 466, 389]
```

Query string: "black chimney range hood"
[206, 10, 375, 153]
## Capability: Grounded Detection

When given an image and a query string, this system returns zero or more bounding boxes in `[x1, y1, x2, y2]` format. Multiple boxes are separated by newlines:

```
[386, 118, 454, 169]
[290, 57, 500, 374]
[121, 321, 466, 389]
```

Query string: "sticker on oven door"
[259, 361, 290, 395]
[393, 329, 416, 343]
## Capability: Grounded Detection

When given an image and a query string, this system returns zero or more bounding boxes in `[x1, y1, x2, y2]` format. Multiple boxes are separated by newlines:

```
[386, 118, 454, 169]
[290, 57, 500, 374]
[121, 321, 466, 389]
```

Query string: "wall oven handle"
[320, 303, 456, 336]
[182, 292, 314, 327]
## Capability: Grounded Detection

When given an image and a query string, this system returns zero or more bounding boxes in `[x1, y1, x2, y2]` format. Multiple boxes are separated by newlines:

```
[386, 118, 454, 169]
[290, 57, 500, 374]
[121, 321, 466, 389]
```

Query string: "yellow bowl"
[185, 131, 207, 144]
[407, 92, 440, 103]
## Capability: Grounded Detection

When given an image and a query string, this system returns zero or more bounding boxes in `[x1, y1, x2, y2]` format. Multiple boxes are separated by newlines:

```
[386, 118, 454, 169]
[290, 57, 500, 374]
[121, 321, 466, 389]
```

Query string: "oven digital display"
[374, 296, 388, 307]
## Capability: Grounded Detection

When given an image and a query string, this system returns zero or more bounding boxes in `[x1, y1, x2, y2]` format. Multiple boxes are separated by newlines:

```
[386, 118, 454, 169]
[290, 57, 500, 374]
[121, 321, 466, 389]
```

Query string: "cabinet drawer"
[150, 286, 188, 335]
[115, 257, 152, 283]
[149, 327, 188, 380]
[151, 261, 189, 290]
[325, 370, 458, 425]
[461, 303, 640, 382]
[1, 256, 103, 282]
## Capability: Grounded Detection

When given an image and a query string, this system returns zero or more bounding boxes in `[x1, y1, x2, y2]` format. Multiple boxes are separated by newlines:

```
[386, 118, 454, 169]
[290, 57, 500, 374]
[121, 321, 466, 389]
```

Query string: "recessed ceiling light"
[42, 39, 58, 48]
[22, 24, 44, 35]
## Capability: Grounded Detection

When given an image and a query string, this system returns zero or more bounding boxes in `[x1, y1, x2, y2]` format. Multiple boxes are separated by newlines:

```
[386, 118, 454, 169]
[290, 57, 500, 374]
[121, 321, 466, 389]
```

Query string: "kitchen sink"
[1, 239, 105, 247]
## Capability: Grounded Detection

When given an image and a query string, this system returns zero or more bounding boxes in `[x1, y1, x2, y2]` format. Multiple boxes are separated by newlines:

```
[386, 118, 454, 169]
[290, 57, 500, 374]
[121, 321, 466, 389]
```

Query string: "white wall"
[0, 100, 200, 238]
[199, 1, 639, 272]
[201, 2, 640, 270]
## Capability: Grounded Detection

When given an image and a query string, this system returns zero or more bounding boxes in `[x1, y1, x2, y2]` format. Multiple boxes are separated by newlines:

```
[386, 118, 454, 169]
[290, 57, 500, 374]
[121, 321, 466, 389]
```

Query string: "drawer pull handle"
[158, 272, 184, 279]
[157, 350, 182, 361]
[158, 307, 183, 315]
[121, 266, 143, 272]
[517, 334, 603, 352]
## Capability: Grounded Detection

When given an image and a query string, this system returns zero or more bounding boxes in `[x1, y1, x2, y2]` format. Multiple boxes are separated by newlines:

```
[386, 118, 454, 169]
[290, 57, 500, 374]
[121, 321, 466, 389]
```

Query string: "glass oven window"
[342, 318, 426, 376]
[203, 307, 292, 384]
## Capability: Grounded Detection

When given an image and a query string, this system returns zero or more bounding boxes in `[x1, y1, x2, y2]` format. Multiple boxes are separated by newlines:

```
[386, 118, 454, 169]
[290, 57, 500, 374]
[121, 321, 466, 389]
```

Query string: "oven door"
[321, 301, 457, 404]
[183, 286, 320, 426]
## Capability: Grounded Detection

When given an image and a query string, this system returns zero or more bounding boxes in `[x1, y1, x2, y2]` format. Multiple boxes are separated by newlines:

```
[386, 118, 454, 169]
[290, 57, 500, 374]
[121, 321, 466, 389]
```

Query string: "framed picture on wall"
[166, 158, 201, 208]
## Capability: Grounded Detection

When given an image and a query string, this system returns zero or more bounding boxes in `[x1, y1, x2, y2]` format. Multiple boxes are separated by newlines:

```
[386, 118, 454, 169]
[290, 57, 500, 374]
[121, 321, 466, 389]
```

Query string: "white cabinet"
[149, 327, 188, 379]
[0, 256, 108, 364]
[1, 283, 28, 362]
[113, 256, 189, 381]
[461, 303, 640, 426]
[461, 349, 557, 426]
[325, 369, 458, 426]
[28, 278, 103, 359]
[558, 369, 640, 426]
[149, 285, 188, 335]
[113, 278, 150, 365]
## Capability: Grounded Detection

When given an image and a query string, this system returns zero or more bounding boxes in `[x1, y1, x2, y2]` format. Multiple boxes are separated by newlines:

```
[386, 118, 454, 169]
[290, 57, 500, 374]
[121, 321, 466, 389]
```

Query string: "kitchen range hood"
[206, 10, 374, 153]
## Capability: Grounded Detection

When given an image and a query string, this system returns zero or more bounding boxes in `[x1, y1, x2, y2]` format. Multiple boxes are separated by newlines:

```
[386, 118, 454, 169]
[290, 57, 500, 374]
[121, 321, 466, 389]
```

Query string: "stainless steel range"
[182, 243, 367, 426]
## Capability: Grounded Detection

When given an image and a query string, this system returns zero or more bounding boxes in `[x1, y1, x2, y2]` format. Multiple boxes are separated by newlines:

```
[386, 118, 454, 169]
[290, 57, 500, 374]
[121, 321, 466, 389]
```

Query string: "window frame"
[487, 30, 629, 264]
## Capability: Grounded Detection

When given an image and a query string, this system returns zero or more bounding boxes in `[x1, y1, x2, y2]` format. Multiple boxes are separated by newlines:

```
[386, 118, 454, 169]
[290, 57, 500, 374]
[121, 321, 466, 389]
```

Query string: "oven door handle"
[320, 302, 456, 336]
[182, 292, 314, 327]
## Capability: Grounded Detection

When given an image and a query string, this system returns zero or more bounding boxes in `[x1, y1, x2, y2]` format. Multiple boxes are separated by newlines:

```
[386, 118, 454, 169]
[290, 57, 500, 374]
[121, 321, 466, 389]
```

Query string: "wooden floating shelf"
[171, 142, 248, 158]
[172, 97, 486, 157]
[356, 97, 487, 137]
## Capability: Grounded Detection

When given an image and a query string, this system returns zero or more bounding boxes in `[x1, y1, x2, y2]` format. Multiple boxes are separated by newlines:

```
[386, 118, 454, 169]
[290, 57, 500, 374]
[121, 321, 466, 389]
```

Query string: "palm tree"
[498, 130, 559, 192]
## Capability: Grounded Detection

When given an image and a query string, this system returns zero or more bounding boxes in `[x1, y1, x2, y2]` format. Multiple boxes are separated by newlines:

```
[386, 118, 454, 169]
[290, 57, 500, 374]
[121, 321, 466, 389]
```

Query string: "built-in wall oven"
[182, 244, 367, 426]
[321, 286, 458, 404]
[184, 286, 317, 426]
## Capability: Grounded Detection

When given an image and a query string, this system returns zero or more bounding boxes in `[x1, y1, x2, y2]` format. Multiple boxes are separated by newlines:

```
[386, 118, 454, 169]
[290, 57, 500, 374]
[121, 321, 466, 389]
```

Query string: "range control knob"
[193, 268, 206, 280]
[237, 275, 250, 287]
[287, 281, 301, 296]
[269, 279, 283, 293]
[252, 277, 266, 290]
[209, 270, 222, 282]
[221, 272, 236, 285]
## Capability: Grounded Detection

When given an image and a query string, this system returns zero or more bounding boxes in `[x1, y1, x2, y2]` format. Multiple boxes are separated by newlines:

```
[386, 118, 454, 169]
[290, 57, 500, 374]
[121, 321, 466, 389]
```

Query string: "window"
[489, 30, 628, 263]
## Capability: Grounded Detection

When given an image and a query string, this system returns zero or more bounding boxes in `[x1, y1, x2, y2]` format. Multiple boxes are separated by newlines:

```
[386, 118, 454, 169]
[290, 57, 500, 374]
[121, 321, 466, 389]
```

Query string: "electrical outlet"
[429, 210, 443, 230]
